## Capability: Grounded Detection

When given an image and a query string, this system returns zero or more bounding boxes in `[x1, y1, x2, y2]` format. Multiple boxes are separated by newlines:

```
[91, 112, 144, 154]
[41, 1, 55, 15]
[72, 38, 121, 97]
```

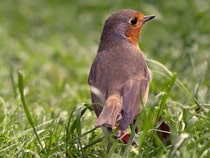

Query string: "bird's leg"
[114, 118, 139, 145]
[115, 130, 131, 144]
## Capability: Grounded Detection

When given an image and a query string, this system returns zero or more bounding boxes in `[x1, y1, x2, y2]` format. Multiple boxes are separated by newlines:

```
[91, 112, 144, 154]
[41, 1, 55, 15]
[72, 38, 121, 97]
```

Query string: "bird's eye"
[129, 17, 138, 25]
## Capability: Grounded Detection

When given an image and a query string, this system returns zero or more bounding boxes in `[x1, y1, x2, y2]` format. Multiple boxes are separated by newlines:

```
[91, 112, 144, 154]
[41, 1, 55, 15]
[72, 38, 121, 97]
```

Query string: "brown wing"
[88, 59, 103, 117]
[119, 78, 150, 130]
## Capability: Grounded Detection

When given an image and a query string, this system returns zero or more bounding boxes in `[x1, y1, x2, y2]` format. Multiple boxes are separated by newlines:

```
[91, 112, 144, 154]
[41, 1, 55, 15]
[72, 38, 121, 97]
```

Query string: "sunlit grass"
[0, 0, 209, 157]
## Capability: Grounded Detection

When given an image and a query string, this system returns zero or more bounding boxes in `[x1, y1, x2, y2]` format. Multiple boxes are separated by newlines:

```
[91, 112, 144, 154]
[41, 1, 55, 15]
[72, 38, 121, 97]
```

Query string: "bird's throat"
[125, 34, 139, 46]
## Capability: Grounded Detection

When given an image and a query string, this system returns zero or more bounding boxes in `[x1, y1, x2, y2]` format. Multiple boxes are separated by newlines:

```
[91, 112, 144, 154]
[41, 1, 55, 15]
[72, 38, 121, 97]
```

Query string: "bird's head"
[100, 9, 155, 47]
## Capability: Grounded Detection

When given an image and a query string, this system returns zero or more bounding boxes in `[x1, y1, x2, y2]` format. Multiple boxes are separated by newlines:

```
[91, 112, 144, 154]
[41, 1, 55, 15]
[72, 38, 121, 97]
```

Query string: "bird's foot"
[115, 130, 129, 144]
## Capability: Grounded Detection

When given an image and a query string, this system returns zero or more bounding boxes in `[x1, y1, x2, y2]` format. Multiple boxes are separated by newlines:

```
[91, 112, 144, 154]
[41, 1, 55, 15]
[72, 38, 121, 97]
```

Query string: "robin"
[88, 9, 155, 142]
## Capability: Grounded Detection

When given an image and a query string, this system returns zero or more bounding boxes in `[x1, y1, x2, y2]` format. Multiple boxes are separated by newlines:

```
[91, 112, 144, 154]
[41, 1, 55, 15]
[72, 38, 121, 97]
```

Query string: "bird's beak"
[143, 15, 155, 23]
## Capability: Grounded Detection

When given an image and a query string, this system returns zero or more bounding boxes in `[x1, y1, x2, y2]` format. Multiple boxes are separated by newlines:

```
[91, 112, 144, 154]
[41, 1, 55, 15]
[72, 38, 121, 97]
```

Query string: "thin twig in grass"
[171, 133, 189, 156]
[18, 71, 46, 154]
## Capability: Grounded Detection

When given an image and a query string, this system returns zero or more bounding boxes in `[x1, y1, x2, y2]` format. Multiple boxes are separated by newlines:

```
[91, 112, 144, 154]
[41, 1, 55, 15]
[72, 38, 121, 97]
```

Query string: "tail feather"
[95, 94, 122, 128]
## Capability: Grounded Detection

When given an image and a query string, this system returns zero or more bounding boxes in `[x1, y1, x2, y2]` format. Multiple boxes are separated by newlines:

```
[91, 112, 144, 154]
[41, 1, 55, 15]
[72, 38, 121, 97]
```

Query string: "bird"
[88, 9, 155, 141]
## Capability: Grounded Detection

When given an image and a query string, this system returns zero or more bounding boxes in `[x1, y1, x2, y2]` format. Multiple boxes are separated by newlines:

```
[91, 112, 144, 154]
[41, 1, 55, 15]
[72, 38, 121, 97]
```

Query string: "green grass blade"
[156, 73, 177, 120]
[147, 58, 193, 101]
[18, 71, 46, 154]
[146, 59, 174, 76]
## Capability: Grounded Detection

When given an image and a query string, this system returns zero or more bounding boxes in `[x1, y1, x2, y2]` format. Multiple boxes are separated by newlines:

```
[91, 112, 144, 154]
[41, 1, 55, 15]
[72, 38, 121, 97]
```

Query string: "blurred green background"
[0, 0, 209, 157]
[0, 0, 209, 111]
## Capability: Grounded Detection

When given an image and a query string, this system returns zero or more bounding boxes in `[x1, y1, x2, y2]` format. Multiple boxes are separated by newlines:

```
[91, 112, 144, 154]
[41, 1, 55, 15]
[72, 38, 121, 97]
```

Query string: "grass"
[0, 0, 209, 157]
